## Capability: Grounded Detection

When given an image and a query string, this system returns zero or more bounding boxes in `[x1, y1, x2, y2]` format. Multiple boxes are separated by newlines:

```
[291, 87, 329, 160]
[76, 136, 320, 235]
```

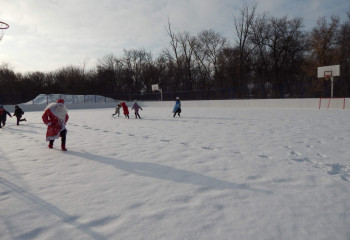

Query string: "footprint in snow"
[292, 157, 310, 163]
[289, 150, 301, 156]
[324, 164, 350, 182]
[127, 203, 143, 209]
[202, 146, 213, 150]
[316, 153, 327, 158]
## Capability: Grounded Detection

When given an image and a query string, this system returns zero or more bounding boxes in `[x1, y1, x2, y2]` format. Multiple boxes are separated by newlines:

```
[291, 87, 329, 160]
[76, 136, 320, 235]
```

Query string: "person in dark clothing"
[0, 105, 12, 128]
[13, 105, 26, 125]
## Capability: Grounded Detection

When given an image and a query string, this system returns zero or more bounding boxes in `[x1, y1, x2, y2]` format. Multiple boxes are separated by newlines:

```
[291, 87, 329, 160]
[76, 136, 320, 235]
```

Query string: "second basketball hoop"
[317, 65, 340, 98]
[0, 21, 9, 41]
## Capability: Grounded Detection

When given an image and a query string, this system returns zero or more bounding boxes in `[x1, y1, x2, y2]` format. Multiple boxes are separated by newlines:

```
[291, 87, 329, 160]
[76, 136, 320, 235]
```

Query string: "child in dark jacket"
[13, 105, 26, 125]
[0, 105, 12, 128]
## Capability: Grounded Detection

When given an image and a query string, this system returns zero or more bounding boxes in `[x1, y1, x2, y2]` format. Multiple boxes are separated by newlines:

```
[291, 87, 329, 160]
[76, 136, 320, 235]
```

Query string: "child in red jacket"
[121, 102, 129, 118]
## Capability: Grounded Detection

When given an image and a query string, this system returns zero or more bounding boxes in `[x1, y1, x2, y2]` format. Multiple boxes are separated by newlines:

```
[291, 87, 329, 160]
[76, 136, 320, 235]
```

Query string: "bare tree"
[164, 20, 196, 90]
[120, 49, 153, 94]
[192, 29, 228, 88]
[234, 2, 258, 87]
[308, 16, 340, 66]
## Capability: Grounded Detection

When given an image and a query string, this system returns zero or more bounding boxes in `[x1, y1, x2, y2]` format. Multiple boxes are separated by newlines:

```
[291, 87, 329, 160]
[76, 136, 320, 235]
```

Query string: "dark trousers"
[16, 117, 26, 125]
[0, 119, 5, 128]
[49, 129, 67, 146]
[173, 108, 181, 117]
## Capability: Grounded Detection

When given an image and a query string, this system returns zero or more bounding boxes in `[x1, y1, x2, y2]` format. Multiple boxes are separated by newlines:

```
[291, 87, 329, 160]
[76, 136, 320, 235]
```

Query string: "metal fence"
[27, 80, 349, 104]
[29, 94, 117, 105]
[118, 80, 349, 101]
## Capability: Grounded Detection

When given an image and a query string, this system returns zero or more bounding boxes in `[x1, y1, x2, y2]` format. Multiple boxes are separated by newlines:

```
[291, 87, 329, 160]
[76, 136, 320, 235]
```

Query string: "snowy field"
[1, 107, 350, 240]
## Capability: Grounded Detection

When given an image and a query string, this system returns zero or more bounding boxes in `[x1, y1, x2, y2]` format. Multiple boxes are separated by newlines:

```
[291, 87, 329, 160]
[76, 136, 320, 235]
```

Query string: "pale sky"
[0, 0, 349, 73]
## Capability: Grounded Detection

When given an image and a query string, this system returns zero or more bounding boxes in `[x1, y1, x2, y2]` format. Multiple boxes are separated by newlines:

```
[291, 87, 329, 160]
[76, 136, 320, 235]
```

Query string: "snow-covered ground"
[1, 106, 350, 240]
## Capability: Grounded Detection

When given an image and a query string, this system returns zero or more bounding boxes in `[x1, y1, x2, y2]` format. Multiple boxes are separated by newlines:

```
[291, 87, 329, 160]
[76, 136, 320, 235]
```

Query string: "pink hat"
[56, 99, 65, 105]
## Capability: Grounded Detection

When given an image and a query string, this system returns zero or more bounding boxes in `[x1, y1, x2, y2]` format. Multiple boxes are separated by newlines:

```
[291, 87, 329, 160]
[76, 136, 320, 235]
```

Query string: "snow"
[1, 106, 350, 240]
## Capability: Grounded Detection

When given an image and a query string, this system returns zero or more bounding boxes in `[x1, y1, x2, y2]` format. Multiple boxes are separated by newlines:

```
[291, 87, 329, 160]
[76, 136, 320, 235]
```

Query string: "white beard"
[46, 102, 67, 121]
[55, 106, 67, 121]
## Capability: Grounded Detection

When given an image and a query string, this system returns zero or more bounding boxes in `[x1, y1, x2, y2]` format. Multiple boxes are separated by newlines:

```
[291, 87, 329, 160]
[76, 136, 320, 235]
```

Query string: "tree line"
[1, 4, 350, 104]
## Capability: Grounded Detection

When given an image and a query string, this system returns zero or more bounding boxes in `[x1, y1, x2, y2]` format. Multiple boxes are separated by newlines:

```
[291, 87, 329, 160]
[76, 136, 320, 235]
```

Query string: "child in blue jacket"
[173, 97, 181, 117]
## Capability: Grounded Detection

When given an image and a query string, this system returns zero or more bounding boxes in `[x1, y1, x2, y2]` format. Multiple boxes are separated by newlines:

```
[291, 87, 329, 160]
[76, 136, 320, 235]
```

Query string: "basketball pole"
[330, 76, 334, 98]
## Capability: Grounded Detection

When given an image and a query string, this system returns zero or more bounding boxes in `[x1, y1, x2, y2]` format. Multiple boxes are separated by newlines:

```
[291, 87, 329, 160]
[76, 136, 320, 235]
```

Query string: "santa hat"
[56, 99, 65, 105]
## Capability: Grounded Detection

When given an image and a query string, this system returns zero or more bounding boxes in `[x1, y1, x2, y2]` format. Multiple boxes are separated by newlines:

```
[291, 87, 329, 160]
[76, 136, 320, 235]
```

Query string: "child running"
[173, 97, 181, 117]
[131, 100, 143, 119]
[13, 105, 26, 125]
[112, 103, 121, 117]
[0, 105, 12, 128]
[121, 102, 129, 118]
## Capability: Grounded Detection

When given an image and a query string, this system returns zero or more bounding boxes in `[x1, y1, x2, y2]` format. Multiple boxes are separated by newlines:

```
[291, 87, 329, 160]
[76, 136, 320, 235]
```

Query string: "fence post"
[262, 86, 266, 99]
[301, 83, 304, 98]
[280, 84, 284, 98]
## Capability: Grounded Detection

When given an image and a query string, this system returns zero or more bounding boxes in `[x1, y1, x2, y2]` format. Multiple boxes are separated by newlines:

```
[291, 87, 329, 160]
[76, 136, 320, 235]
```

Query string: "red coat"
[42, 108, 69, 141]
[121, 102, 129, 115]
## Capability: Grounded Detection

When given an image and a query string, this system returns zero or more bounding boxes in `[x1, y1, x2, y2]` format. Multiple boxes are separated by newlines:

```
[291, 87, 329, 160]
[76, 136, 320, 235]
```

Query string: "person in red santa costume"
[42, 98, 69, 151]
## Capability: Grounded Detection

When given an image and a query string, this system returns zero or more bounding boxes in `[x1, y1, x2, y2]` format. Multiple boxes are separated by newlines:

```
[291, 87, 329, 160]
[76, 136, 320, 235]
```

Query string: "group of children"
[113, 100, 143, 119]
[1, 98, 182, 128]
[112, 97, 182, 119]
[0, 105, 27, 128]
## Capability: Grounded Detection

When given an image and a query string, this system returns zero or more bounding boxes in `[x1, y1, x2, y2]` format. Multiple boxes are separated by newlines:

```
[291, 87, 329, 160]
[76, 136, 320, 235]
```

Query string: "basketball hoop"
[0, 21, 10, 41]
[324, 70, 332, 80]
[317, 65, 340, 98]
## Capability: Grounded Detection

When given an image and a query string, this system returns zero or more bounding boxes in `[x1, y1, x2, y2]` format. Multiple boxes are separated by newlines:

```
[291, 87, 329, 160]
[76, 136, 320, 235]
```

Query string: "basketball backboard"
[152, 84, 159, 91]
[317, 65, 340, 98]
[317, 65, 340, 78]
